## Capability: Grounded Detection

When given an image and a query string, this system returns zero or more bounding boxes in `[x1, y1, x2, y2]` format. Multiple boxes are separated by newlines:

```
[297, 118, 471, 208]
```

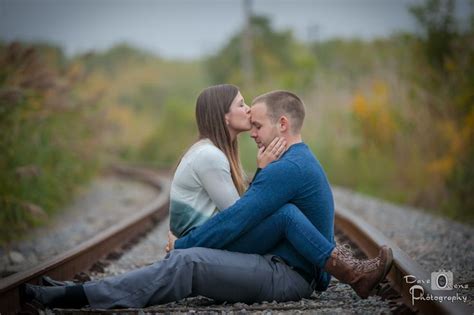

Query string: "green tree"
[410, 0, 458, 70]
[409, 0, 474, 221]
[206, 15, 316, 93]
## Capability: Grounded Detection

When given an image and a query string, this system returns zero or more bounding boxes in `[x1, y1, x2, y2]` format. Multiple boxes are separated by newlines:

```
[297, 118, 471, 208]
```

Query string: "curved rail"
[335, 206, 472, 315]
[0, 166, 170, 315]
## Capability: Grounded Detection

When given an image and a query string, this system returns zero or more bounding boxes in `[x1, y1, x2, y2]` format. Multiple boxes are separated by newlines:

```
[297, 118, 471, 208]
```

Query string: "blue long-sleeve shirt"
[175, 142, 335, 289]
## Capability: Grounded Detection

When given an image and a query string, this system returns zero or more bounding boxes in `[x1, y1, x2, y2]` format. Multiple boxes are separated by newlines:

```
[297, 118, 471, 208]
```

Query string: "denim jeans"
[224, 203, 335, 270]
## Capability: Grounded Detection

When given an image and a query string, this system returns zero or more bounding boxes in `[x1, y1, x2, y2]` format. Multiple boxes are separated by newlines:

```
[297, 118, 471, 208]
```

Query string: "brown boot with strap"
[324, 244, 393, 299]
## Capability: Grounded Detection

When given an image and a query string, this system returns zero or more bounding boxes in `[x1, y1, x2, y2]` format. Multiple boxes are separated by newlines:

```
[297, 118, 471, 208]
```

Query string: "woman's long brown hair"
[195, 84, 247, 195]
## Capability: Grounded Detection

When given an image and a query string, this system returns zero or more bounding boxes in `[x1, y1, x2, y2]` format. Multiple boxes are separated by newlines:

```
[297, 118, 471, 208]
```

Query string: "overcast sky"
[0, 0, 471, 59]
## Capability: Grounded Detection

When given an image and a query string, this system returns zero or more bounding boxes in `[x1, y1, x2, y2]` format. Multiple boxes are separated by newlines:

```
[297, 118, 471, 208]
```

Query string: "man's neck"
[284, 134, 303, 147]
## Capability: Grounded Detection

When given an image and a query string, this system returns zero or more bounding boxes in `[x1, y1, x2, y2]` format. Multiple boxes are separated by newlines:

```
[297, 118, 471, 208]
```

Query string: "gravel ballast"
[333, 187, 473, 308]
[0, 175, 158, 277]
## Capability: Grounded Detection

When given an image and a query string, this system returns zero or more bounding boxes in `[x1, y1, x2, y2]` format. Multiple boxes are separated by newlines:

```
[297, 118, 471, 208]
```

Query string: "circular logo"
[436, 273, 448, 289]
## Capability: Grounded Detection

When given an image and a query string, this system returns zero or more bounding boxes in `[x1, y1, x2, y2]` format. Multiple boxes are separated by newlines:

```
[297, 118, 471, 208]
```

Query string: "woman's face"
[225, 91, 251, 135]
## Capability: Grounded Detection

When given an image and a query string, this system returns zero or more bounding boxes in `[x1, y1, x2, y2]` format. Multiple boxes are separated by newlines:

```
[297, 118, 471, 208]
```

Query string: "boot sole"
[41, 275, 75, 287]
[380, 247, 394, 282]
[372, 246, 394, 294]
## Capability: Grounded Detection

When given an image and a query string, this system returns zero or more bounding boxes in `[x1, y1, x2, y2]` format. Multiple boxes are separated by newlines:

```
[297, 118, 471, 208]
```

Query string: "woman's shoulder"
[187, 139, 228, 164]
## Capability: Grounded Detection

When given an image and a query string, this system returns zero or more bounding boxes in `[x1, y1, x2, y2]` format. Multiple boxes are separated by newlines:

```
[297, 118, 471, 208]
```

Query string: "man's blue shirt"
[175, 142, 335, 289]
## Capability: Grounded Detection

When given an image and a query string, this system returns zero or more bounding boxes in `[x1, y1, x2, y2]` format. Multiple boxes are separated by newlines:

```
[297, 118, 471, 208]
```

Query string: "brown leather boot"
[324, 244, 393, 299]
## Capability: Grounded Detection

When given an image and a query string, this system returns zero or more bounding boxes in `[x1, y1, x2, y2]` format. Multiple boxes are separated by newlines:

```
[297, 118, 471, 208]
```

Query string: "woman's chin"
[239, 125, 252, 133]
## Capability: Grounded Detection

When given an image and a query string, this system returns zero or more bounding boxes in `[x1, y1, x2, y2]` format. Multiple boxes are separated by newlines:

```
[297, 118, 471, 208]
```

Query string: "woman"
[24, 84, 392, 308]
[168, 84, 285, 239]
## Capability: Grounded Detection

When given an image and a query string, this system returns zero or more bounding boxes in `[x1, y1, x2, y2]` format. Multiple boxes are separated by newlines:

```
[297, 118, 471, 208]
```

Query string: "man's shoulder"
[263, 157, 302, 177]
[287, 143, 320, 165]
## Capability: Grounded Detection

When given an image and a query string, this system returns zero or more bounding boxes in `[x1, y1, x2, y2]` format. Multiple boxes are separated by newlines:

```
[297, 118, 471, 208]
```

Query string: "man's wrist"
[174, 238, 184, 249]
[250, 168, 262, 185]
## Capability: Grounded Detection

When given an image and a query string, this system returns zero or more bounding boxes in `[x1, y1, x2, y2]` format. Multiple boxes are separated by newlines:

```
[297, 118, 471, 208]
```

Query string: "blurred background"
[0, 0, 473, 246]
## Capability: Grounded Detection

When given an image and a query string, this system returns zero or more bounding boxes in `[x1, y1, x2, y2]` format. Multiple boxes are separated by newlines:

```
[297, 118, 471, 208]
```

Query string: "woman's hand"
[165, 231, 178, 253]
[257, 137, 287, 168]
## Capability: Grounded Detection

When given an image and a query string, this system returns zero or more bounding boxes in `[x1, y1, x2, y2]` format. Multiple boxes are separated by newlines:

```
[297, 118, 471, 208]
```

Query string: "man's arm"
[175, 160, 302, 250]
[249, 168, 261, 186]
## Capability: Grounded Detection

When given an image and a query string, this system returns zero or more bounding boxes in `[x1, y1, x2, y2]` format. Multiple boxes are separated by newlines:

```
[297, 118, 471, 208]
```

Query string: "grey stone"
[8, 251, 25, 264]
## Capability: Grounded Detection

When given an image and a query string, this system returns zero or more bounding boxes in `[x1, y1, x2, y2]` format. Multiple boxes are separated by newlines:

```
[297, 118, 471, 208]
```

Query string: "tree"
[206, 15, 316, 92]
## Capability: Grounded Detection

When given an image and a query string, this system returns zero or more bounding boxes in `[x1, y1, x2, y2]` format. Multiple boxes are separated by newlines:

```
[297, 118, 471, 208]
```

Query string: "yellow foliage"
[373, 81, 388, 99]
[426, 156, 455, 177]
[351, 80, 397, 146]
[352, 94, 369, 117]
[427, 110, 474, 178]
[464, 108, 474, 135]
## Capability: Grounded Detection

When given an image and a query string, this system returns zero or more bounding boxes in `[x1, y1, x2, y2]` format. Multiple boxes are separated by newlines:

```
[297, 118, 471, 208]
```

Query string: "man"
[24, 91, 392, 309]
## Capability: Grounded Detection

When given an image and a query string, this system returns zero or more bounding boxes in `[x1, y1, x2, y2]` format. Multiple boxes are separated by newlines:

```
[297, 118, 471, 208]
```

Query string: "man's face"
[250, 102, 279, 148]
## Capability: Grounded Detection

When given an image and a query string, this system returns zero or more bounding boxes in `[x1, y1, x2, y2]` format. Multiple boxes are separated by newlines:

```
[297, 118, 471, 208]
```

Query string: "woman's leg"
[225, 203, 335, 269]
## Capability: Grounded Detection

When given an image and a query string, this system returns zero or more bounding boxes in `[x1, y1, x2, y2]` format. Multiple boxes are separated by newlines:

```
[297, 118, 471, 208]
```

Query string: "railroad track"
[336, 207, 471, 315]
[0, 166, 171, 315]
[0, 168, 471, 314]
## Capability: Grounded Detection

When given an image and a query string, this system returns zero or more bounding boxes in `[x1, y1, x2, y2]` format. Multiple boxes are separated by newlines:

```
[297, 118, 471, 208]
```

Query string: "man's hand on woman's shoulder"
[257, 137, 287, 169]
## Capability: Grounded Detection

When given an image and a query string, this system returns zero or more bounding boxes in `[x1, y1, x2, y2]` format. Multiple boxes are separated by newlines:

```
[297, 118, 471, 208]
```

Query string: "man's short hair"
[252, 90, 305, 133]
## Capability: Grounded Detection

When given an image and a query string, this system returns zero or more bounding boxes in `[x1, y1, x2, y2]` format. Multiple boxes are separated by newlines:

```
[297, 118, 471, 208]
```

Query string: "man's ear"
[279, 116, 289, 132]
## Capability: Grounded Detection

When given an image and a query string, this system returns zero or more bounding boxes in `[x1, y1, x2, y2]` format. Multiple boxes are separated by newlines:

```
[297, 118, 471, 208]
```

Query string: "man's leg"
[224, 204, 335, 269]
[270, 241, 332, 291]
[84, 247, 312, 309]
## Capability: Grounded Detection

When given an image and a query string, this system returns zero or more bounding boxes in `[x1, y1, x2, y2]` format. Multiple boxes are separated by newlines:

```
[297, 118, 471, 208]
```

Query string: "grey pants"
[84, 247, 313, 309]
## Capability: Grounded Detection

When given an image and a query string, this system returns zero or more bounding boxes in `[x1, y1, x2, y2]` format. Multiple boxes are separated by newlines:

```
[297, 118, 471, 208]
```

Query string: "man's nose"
[250, 128, 257, 138]
[245, 104, 250, 113]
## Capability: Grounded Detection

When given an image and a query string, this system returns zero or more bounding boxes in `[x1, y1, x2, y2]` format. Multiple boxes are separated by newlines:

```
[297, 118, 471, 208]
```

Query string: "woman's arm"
[194, 148, 240, 210]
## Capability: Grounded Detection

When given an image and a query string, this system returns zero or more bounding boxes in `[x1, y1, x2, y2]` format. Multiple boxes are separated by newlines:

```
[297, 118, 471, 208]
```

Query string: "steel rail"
[335, 206, 472, 315]
[0, 167, 170, 315]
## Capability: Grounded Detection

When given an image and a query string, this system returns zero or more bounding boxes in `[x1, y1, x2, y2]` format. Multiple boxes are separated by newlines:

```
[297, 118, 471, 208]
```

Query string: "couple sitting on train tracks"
[24, 84, 393, 309]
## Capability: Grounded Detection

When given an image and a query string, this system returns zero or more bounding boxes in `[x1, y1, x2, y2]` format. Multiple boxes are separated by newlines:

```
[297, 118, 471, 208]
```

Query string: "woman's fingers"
[256, 137, 287, 168]
[271, 137, 287, 156]
[266, 137, 280, 154]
